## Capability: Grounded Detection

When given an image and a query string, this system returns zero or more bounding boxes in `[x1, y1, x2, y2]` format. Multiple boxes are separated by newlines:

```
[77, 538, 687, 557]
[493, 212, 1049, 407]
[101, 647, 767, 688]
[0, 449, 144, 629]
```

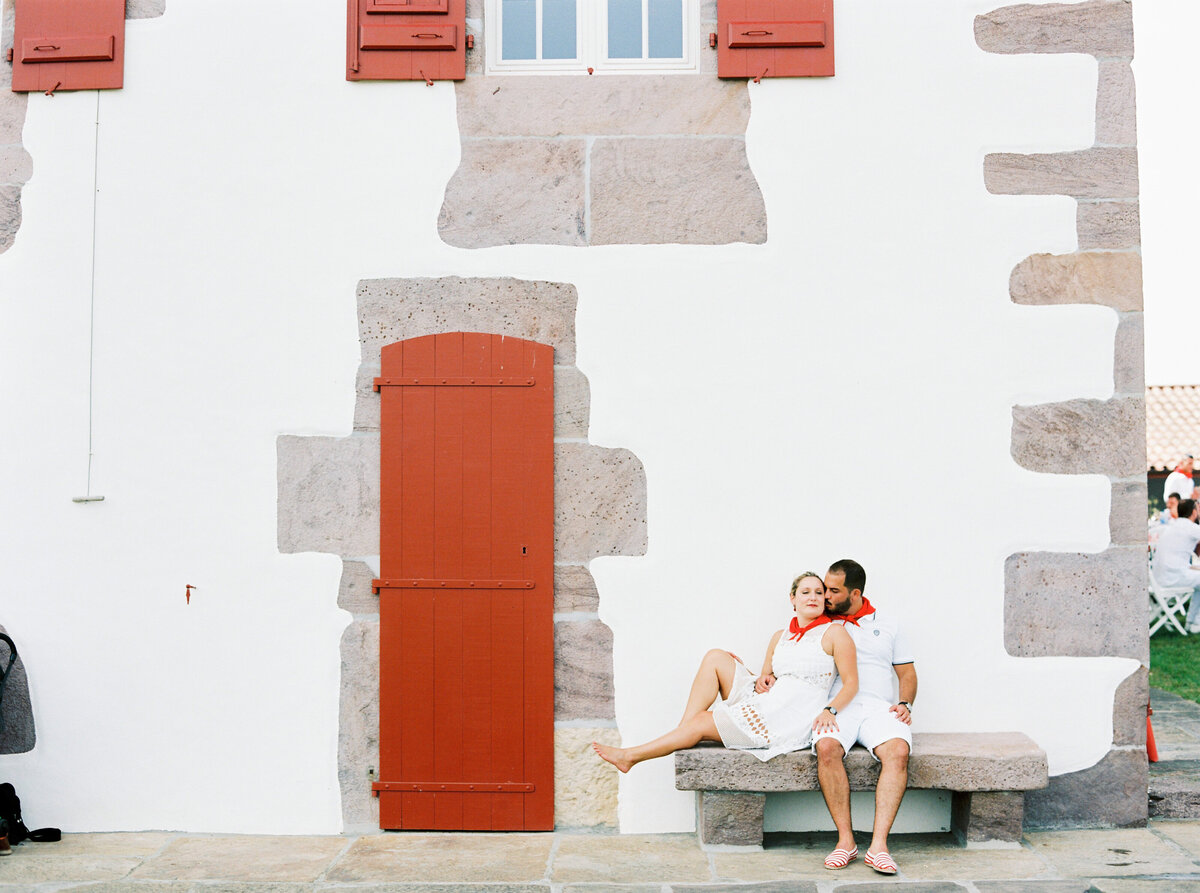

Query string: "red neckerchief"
[833, 596, 875, 627]
[788, 614, 832, 640]
[1176, 464, 1192, 477]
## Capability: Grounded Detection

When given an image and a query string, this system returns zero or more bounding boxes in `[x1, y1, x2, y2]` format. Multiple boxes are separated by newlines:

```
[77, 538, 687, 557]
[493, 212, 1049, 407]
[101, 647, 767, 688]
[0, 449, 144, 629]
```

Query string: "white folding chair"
[1149, 564, 1193, 637]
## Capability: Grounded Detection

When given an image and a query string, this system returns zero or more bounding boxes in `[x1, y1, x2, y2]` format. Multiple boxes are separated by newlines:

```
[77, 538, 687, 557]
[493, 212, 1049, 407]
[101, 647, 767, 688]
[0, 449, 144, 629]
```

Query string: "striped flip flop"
[865, 850, 899, 875]
[823, 845, 858, 870]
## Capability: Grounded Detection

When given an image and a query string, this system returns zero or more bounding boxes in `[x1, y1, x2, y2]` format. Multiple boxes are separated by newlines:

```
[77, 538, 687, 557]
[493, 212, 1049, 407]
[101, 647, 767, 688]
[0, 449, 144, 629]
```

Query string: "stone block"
[984, 149, 1138, 199]
[697, 791, 765, 847]
[554, 365, 589, 440]
[1111, 665, 1147, 747]
[1009, 252, 1141, 311]
[126, 0, 166, 18]
[555, 619, 615, 720]
[1109, 478, 1147, 547]
[439, 139, 587, 248]
[1010, 397, 1146, 478]
[0, 623, 34, 754]
[555, 443, 648, 561]
[1113, 312, 1144, 396]
[276, 434, 379, 556]
[554, 726, 619, 829]
[555, 564, 599, 614]
[1096, 60, 1136, 146]
[590, 138, 766, 245]
[353, 363, 380, 432]
[338, 619, 379, 829]
[951, 790, 1025, 844]
[0, 183, 21, 254]
[675, 733, 1047, 793]
[338, 559, 379, 615]
[1024, 747, 1148, 829]
[454, 75, 750, 138]
[974, 1, 1133, 57]
[358, 276, 579, 365]
[1004, 548, 1148, 661]
[0, 145, 31, 184]
[1077, 200, 1140, 250]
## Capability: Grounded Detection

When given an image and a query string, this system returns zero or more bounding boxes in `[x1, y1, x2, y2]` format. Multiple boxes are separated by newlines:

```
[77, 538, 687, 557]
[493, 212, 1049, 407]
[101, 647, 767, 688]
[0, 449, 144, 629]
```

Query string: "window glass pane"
[607, 0, 643, 59]
[542, 0, 577, 59]
[502, 0, 536, 60]
[647, 0, 683, 58]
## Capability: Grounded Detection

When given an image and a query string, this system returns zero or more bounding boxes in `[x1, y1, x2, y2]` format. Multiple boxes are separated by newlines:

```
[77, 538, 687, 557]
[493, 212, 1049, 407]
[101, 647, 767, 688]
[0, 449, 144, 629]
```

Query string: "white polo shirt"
[1155, 518, 1200, 588]
[1164, 470, 1197, 503]
[828, 604, 914, 703]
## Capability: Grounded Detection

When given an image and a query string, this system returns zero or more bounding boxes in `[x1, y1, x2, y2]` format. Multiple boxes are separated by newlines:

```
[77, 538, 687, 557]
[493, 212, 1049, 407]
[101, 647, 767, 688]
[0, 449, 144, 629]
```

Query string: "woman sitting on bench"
[593, 572, 858, 771]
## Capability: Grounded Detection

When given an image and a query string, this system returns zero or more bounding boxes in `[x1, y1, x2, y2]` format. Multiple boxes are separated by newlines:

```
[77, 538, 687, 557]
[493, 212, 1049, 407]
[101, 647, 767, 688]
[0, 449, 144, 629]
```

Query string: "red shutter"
[347, 0, 466, 82]
[717, 0, 834, 79]
[372, 333, 554, 831]
[11, 0, 126, 93]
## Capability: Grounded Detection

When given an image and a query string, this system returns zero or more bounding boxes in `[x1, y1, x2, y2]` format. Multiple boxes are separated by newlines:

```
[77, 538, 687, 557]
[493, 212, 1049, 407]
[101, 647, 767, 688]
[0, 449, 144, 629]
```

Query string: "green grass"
[1151, 630, 1200, 703]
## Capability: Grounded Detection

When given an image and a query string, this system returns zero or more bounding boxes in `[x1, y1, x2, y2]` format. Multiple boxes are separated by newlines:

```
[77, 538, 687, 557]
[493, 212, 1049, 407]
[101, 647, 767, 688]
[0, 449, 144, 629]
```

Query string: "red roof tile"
[1147, 385, 1200, 471]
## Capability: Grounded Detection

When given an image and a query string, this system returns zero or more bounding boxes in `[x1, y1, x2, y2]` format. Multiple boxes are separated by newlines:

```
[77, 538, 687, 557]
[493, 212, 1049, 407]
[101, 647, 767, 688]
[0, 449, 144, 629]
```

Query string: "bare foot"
[592, 741, 634, 773]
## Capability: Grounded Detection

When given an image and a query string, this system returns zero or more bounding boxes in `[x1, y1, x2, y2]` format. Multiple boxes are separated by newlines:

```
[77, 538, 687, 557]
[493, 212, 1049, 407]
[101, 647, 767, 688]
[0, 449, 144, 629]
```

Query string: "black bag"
[0, 783, 59, 844]
[0, 783, 30, 845]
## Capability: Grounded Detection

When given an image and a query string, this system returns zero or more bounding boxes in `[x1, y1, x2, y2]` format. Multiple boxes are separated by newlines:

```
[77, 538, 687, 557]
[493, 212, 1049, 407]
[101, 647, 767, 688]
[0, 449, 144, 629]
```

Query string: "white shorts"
[812, 695, 912, 760]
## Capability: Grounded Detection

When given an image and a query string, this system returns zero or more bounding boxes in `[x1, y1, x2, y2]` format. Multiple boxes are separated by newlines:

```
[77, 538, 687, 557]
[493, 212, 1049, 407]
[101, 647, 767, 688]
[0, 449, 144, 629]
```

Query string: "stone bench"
[675, 732, 1048, 848]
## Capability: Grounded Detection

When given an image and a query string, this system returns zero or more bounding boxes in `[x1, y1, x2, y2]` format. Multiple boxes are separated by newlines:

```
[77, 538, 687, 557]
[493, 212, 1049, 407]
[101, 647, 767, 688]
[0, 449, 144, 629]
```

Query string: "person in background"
[1165, 456, 1199, 505]
[1156, 498, 1200, 634]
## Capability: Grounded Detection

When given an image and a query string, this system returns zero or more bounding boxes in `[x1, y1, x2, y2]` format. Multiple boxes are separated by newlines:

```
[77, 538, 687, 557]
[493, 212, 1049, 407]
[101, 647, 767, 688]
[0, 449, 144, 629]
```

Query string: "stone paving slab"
[24, 834, 175, 857]
[1025, 828, 1199, 877]
[551, 834, 710, 884]
[974, 882, 1092, 893]
[830, 885, 966, 893]
[131, 837, 349, 882]
[882, 833, 1051, 880]
[672, 883, 815, 893]
[4, 824, 1200, 890]
[325, 834, 552, 884]
[710, 836, 835, 882]
[1152, 818, 1200, 857]
[1090, 881, 1200, 893]
[0, 856, 146, 883]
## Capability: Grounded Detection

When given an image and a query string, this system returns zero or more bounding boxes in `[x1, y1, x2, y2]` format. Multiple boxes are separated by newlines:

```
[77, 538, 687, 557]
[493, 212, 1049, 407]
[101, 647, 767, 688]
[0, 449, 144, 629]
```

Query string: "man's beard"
[826, 596, 852, 615]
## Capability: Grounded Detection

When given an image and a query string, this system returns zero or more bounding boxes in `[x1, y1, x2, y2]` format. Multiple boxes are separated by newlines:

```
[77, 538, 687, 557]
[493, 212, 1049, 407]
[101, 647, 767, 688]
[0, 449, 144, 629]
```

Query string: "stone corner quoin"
[976, 0, 1147, 828]
[974, 0, 1134, 58]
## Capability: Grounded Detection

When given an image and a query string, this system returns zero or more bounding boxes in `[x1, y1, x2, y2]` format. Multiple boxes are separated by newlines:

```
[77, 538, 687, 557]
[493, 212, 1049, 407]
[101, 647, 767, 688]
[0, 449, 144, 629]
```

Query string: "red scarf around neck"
[788, 614, 832, 640]
[834, 596, 875, 627]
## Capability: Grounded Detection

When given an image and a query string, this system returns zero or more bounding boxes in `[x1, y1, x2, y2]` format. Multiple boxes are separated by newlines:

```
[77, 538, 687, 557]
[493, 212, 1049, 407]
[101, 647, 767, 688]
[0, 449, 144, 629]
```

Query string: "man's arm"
[890, 662, 918, 725]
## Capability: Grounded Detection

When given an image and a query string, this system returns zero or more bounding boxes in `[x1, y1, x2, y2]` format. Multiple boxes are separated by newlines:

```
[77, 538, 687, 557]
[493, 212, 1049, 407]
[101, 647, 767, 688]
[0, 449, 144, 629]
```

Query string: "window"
[486, 0, 698, 74]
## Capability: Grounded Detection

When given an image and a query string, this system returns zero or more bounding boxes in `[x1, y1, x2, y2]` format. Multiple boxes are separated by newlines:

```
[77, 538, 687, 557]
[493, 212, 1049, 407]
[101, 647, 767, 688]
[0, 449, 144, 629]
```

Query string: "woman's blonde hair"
[789, 571, 825, 598]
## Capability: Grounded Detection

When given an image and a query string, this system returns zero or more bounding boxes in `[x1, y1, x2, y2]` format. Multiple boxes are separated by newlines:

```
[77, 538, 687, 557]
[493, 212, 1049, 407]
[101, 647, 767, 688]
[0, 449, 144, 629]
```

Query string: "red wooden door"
[372, 332, 554, 830]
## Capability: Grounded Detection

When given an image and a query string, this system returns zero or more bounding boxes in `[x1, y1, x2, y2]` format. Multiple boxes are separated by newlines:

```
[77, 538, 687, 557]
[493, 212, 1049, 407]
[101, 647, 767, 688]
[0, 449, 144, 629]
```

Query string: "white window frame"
[485, 0, 699, 75]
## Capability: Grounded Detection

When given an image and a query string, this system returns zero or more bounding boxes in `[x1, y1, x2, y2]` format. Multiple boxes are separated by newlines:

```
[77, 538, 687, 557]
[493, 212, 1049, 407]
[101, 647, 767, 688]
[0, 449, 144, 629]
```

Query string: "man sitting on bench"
[815, 559, 917, 877]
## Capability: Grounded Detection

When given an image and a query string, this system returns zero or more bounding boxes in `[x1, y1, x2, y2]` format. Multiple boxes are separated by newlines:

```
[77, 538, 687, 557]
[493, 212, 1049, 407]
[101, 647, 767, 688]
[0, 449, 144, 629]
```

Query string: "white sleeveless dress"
[711, 628, 836, 761]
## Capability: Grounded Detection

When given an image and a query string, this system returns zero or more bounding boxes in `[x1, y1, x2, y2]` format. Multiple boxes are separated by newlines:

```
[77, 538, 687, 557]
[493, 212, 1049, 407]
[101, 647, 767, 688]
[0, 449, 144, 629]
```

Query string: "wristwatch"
[824, 706, 838, 716]
[898, 701, 912, 711]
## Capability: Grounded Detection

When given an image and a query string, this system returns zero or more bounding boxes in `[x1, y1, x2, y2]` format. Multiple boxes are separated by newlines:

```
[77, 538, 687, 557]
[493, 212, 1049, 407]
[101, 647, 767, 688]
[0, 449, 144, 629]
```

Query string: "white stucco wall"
[0, 0, 1138, 833]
